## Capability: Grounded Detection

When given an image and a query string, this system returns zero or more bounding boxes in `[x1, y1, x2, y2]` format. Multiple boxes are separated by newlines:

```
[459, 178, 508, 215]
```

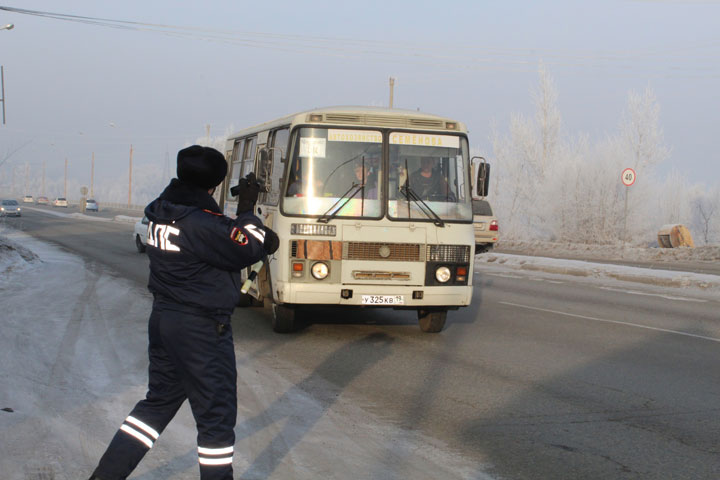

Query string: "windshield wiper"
[400, 183, 445, 227]
[316, 182, 364, 223]
[401, 158, 445, 227]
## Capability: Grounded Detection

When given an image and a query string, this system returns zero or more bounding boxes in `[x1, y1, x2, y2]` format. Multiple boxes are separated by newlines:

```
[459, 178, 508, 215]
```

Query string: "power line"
[2, 5, 720, 78]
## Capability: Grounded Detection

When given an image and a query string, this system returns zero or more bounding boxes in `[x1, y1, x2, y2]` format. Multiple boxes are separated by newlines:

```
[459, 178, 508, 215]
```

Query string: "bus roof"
[227, 105, 467, 140]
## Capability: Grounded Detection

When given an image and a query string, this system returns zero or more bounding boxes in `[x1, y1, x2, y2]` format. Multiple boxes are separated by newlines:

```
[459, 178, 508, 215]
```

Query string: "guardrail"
[97, 202, 146, 212]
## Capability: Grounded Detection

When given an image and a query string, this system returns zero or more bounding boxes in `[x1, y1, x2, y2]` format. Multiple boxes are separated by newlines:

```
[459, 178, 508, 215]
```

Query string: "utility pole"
[389, 77, 395, 109]
[24, 162, 28, 194]
[42, 160, 46, 196]
[64, 158, 68, 198]
[128, 145, 133, 207]
[91, 152, 95, 197]
[1, 66, 6, 125]
[206, 124, 211, 145]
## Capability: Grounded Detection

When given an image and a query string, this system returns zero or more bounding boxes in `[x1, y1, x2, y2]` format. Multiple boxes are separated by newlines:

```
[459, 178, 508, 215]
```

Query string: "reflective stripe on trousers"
[91, 304, 237, 480]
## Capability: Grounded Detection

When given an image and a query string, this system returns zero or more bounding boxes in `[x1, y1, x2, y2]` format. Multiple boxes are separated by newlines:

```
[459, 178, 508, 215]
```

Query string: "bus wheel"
[272, 303, 298, 333]
[417, 309, 447, 333]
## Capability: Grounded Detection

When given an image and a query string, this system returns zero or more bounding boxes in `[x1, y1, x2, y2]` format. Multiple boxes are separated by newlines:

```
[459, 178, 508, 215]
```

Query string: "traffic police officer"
[89, 145, 278, 480]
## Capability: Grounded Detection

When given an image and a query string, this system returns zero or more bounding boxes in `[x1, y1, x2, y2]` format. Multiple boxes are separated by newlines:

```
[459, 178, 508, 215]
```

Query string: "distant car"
[22, 195, 34, 203]
[134, 216, 149, 253]
[0, 199, 22, 217]
[472, 198, 499, 253]
[53, 197, 68, 207]
[36, 196, 49, 205]
[85, 199, 99, 212]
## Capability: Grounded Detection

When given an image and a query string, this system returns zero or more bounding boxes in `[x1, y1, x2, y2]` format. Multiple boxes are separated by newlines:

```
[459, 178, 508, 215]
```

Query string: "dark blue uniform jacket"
[144, 179, 267, 315]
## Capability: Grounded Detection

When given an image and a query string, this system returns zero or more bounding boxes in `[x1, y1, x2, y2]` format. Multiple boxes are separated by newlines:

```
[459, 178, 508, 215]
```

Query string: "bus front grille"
[345, 242, 422, 262]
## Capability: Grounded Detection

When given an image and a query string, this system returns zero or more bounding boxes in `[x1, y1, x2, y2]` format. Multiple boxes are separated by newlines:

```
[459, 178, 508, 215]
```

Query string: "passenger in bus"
[353, 159, 377, 199]
[407, 156, 456, 201]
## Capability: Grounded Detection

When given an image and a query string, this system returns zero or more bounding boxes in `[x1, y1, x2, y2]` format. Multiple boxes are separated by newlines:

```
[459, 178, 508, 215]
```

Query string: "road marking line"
[484, 273, 524, 279]
[598, 286, 707, 303]
[498, 301, 720, 343]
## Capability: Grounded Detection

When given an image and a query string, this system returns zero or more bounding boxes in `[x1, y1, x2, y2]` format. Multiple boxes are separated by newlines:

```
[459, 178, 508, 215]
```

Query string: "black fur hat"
[177, 145, 228, 189]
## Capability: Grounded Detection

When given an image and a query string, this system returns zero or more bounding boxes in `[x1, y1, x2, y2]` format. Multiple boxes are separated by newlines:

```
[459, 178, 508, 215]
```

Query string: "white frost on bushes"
[487, 64, 720, 246]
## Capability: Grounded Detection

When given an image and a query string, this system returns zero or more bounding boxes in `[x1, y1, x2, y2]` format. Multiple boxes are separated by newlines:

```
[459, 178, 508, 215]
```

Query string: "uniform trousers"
[92, 299, 237, 480]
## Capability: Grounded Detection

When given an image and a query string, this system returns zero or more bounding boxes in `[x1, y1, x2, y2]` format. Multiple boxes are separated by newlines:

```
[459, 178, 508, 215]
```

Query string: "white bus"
[220, 106, 485, 333]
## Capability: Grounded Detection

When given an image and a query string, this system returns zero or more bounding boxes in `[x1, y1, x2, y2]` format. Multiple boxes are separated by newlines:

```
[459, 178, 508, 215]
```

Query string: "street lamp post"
[1, 24, 13, 125]
[128, 144, 133, 207]
[91, 152, 95, 198]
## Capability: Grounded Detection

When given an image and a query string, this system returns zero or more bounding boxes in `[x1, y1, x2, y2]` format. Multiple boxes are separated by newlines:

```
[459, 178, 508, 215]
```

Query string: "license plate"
[361, 295, 404, 305]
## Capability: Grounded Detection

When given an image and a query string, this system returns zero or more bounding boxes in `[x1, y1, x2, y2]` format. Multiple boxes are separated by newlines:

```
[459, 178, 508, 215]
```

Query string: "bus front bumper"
[275, 282, 472, 308]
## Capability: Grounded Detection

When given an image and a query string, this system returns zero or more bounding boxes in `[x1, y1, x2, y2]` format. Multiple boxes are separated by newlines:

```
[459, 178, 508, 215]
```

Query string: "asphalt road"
[5, 204, 148, 285]
[6, 208, 720, 479]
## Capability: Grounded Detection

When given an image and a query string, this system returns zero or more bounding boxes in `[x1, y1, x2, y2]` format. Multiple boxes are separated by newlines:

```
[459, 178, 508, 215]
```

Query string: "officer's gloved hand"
[262, 226, 280, 255]
[234, 172, 261, 215]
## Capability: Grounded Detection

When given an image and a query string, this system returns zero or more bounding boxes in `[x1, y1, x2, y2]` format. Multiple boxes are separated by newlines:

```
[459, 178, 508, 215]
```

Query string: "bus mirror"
[472, 157, 490, 197]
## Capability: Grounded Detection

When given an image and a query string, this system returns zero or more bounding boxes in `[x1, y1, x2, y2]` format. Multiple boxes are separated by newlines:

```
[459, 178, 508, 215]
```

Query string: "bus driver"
[407, 156, 455, 201]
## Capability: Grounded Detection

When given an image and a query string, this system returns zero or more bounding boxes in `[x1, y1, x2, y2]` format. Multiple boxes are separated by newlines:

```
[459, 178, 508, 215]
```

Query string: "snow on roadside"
[496, 239, 720, 263]
[0, 228, 492, 480]
[475, 252, 720, 300]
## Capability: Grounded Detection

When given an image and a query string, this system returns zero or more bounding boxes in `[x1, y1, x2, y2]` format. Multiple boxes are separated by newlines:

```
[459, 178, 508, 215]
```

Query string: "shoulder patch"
[230, 227, 249, 245]
[203, 209, 223, 216]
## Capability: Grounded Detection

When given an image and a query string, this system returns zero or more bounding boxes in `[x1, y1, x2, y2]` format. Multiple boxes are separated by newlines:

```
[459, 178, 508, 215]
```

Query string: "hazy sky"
[1, 0, 719, 196]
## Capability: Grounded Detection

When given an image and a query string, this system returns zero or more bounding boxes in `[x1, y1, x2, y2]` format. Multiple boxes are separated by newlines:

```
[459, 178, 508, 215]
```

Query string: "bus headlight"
[435, 266, 451, 283]
[311, 262, 329, 280]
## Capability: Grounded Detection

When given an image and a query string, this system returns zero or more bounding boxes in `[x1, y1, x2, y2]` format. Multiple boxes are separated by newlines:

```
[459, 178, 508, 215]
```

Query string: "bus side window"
[241, 137, 256, 179]
[258, 128, 288, 205]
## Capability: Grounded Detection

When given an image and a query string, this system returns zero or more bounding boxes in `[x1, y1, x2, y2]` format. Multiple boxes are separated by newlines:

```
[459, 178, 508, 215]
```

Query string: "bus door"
[225, 135, 257, 215]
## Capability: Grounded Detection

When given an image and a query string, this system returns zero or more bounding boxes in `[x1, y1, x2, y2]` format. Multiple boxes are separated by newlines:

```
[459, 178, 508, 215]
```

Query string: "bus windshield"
[282, 127, 471, 222]
[388, 132, 471, 222]
[284, 127, 383, 218]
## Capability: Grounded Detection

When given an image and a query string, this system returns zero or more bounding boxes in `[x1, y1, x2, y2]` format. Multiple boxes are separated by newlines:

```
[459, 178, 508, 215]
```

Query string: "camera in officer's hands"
[231, 172, 263, 214]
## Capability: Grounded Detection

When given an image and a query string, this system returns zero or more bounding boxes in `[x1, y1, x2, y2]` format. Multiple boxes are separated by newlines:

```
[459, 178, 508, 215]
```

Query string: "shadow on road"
[134, 332, 395, 479]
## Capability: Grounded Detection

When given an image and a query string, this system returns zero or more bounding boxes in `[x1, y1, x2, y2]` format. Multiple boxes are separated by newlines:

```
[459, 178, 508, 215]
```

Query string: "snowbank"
[496, 239, 720, 263]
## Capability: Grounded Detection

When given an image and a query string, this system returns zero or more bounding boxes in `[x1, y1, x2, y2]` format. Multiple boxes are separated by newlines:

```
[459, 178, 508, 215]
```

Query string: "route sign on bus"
[621, 168, 636, 187]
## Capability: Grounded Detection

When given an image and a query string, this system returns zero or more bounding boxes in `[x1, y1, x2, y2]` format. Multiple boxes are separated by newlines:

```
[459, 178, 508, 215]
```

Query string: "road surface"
[4, 208, 720, 479]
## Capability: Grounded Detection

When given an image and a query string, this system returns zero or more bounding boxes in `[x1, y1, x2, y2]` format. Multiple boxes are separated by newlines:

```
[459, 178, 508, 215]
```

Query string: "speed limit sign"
[621, 168, 636, 187]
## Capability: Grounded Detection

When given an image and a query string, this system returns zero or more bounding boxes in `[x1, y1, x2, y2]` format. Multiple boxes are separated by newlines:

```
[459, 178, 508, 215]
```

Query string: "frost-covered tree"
[491, 63, 562, 239]
[534, 63, 561, 175]
[491, 66, 676, 245]
[618, 88, 670, 172]
[692, 186, 720, 245]
[613, 88, 671, 242]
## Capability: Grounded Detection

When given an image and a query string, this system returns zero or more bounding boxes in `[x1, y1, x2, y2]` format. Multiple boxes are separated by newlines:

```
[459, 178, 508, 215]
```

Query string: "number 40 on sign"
[621, 168, 636, 187]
